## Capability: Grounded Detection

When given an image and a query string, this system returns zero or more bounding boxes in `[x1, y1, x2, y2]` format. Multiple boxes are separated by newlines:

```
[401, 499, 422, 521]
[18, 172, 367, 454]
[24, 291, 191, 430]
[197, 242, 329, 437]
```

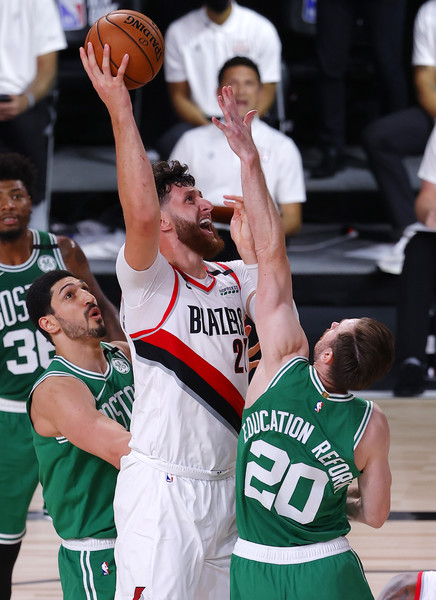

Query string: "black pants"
[396, 232, 436, 363]
[362, 106, 434, 231]
[0, 97, 53, 207]
[316, 0, 408, 151]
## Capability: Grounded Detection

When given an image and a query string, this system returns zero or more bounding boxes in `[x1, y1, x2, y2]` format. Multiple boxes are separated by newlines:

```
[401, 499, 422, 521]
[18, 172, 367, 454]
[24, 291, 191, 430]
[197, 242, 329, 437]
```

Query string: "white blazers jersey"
[117, 249, 256, 474]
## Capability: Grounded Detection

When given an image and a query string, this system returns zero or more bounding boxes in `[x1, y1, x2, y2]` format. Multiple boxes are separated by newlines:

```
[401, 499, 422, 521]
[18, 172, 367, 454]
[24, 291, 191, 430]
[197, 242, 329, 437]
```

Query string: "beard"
[0, 225, 25, 242]
[172, 215, 225, 260]
[55, 313, 107, 340]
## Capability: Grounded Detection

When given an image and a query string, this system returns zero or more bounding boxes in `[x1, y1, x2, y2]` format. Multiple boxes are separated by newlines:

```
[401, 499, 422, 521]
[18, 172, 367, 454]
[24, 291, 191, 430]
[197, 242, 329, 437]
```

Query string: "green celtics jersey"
[0, 229, 66, 402]
[28, 343, 134, 540]
[236, 357, 372, 547]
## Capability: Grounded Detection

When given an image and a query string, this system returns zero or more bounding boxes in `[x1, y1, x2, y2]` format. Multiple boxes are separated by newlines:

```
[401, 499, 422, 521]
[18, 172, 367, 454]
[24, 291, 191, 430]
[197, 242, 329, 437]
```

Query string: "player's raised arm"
[213, 87, 308, 390]
[80, 43, 160, 271]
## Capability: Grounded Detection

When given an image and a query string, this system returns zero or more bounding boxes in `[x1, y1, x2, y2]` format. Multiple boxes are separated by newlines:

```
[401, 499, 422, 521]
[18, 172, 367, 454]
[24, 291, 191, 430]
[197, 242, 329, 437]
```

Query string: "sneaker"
[393, 359, 425, 397]
[376, 223, 425, 275]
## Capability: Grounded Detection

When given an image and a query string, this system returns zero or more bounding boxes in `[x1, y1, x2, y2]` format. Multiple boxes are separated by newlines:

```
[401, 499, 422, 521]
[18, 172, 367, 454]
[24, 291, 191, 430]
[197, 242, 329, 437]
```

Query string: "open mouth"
[1, 215, 18, 225]
[88, 306, 101, 319]
[199, 217, 214, 235]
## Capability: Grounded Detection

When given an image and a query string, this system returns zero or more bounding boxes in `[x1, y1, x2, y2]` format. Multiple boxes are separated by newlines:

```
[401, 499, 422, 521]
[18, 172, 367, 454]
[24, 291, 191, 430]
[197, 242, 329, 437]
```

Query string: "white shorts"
[418, 571, 436, 600]
[114, 451, 237, 600]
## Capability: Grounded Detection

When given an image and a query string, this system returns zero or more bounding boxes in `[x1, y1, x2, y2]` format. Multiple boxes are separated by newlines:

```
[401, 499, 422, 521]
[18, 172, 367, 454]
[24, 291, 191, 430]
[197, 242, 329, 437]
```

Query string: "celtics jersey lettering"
[0, 229, 66, 402]
[236, 357, 372, 547]
[28, 343, 134, 540]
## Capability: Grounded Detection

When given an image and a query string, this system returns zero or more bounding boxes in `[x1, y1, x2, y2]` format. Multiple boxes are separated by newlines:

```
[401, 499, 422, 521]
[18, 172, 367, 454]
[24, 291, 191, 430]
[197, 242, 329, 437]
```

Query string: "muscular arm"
[213, 87, 308, 402]
[80, 44, 160, 271]
[415, 179, 436, 227]
[31, 377, 131, 469]
[414, 65, 436, 118]
[57, 236, 125, 341]
[167, 81, 210, 126]
[347, 403, 391, 528]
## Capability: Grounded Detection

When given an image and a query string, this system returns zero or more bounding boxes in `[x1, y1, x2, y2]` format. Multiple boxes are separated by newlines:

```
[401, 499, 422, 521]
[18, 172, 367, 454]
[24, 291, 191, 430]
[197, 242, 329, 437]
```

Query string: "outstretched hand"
[212, 86, 258, 160]
[79, 43, 131, 112]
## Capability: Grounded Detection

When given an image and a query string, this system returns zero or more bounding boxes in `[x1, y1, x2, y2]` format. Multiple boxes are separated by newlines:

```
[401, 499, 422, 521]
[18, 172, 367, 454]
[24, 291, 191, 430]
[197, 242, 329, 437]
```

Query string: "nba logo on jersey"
[166, 474, 173, 483]
[314, 401, 323, 413]
[101, 561, 110, 576]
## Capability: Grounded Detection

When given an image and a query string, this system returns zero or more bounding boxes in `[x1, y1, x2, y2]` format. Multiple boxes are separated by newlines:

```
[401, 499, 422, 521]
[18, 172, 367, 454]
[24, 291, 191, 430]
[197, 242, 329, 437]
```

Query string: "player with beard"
[26, 269, 134, 600]
[81, 44, 257, 600]
[0, 152, 125, 598]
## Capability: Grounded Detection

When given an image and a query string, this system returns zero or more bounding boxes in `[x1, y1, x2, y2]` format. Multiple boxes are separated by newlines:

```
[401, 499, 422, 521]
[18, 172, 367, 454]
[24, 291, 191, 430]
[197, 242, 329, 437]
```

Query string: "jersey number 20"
[245, 439, 328, 525]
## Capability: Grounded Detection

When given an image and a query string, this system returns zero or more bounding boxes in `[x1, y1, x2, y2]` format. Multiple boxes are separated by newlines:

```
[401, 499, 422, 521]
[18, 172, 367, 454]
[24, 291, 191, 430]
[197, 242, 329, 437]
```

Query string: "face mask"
[205, 0, 230, 13]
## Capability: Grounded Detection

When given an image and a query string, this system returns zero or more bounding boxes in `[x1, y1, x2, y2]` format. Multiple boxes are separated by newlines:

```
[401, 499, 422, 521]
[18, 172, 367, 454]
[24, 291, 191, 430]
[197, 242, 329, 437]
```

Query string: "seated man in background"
[170, 56, 305, 260]
[160, 0, 282, 158]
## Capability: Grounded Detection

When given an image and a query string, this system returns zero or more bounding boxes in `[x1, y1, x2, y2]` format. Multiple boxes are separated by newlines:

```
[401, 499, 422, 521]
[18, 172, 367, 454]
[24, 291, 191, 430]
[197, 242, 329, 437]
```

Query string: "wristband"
[24, 92, 35, 108]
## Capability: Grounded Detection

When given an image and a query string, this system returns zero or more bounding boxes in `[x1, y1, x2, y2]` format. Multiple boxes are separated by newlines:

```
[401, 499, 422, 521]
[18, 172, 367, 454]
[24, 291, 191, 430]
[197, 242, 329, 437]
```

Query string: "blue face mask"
[205, 0, 230, 13]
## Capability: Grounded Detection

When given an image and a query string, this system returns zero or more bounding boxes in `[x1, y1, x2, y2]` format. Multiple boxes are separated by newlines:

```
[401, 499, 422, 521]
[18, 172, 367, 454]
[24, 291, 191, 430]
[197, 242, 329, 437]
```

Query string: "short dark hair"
[330, 318, 395, 391]
[0, 153, 36, 199]
[152, 160, 195, 207]
[26, 270, 75, 342]
[218, 56, 261, 86]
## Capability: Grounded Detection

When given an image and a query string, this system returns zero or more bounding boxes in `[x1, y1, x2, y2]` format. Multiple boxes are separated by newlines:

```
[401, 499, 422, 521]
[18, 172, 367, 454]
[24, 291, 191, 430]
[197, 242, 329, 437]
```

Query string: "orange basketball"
[85, 9, 164, 90]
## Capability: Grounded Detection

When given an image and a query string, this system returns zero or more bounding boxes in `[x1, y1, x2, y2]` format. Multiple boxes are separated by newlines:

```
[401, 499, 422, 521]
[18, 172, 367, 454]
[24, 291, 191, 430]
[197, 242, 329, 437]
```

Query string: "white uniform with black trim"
[114, 249, 255, 600]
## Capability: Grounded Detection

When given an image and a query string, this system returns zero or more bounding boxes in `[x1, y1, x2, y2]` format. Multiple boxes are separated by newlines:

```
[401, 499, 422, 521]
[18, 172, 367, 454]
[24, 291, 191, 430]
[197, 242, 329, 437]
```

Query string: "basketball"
[85, 10, 164, 90]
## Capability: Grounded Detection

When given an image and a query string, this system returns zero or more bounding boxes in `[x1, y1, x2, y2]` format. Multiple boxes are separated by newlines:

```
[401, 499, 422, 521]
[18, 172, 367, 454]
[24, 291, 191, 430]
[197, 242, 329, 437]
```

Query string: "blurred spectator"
[394, 122, 436, 397]
[170, 56, 305, 260]
[159, 0, 282, 158]
[363, 0, 436, 249]
[0, 0, 67, 230]
[311, 0, 408, 179]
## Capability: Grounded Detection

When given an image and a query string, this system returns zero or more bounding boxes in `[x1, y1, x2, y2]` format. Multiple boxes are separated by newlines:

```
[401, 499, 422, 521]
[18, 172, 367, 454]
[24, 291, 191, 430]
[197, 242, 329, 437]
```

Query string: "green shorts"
[231, 538, 374, 600]
[59, 541, 116, 600]
[0, 409, 39, 544]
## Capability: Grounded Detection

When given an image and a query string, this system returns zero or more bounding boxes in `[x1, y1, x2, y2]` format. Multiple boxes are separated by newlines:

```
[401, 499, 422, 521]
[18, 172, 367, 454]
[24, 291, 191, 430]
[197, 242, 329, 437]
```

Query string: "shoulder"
[256, 121, 299, 149]
[234, 4, 279, 33]
[166, 8, 203, 37]
[172, 124, 215, 153]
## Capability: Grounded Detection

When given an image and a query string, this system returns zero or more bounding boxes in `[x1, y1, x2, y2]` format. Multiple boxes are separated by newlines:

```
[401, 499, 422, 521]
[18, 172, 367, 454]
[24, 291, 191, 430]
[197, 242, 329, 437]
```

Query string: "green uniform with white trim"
[0, 229, 66, 545]
[28, 343, 134, 600]
[231, 356, 375, 600]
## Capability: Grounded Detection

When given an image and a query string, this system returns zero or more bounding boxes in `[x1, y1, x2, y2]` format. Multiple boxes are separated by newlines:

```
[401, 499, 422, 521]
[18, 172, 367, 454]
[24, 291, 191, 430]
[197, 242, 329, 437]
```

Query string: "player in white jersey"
[81, 44, 257, 599]
[378, 571, 436, 600]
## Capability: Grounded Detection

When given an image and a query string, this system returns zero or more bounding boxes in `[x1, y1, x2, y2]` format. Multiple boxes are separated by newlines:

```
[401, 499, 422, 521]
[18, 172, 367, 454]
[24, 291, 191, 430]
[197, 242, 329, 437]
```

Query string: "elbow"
[367, 514, 388, 529]
[284, 221, 302, 237]
[365, 504, 390, 529]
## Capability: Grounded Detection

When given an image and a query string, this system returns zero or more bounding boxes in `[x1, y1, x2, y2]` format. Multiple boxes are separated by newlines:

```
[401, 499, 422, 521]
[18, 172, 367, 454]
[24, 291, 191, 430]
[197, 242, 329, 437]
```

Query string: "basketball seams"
[101, 19, 155, 83]
[86, 9, 164, 89]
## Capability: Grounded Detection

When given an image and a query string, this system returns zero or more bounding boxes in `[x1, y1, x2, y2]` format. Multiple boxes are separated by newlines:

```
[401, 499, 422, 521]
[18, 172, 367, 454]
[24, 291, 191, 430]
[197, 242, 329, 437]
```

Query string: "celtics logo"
[112, 358, 131, 374]
[37, 255, 57, 272]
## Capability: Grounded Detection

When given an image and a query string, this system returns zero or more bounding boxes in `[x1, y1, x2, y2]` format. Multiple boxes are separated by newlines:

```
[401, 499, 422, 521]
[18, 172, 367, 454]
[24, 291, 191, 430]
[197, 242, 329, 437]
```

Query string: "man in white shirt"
[159, 0, 282, 158]
[0, 0, 67, 230]
[171, 56, 305, 259]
